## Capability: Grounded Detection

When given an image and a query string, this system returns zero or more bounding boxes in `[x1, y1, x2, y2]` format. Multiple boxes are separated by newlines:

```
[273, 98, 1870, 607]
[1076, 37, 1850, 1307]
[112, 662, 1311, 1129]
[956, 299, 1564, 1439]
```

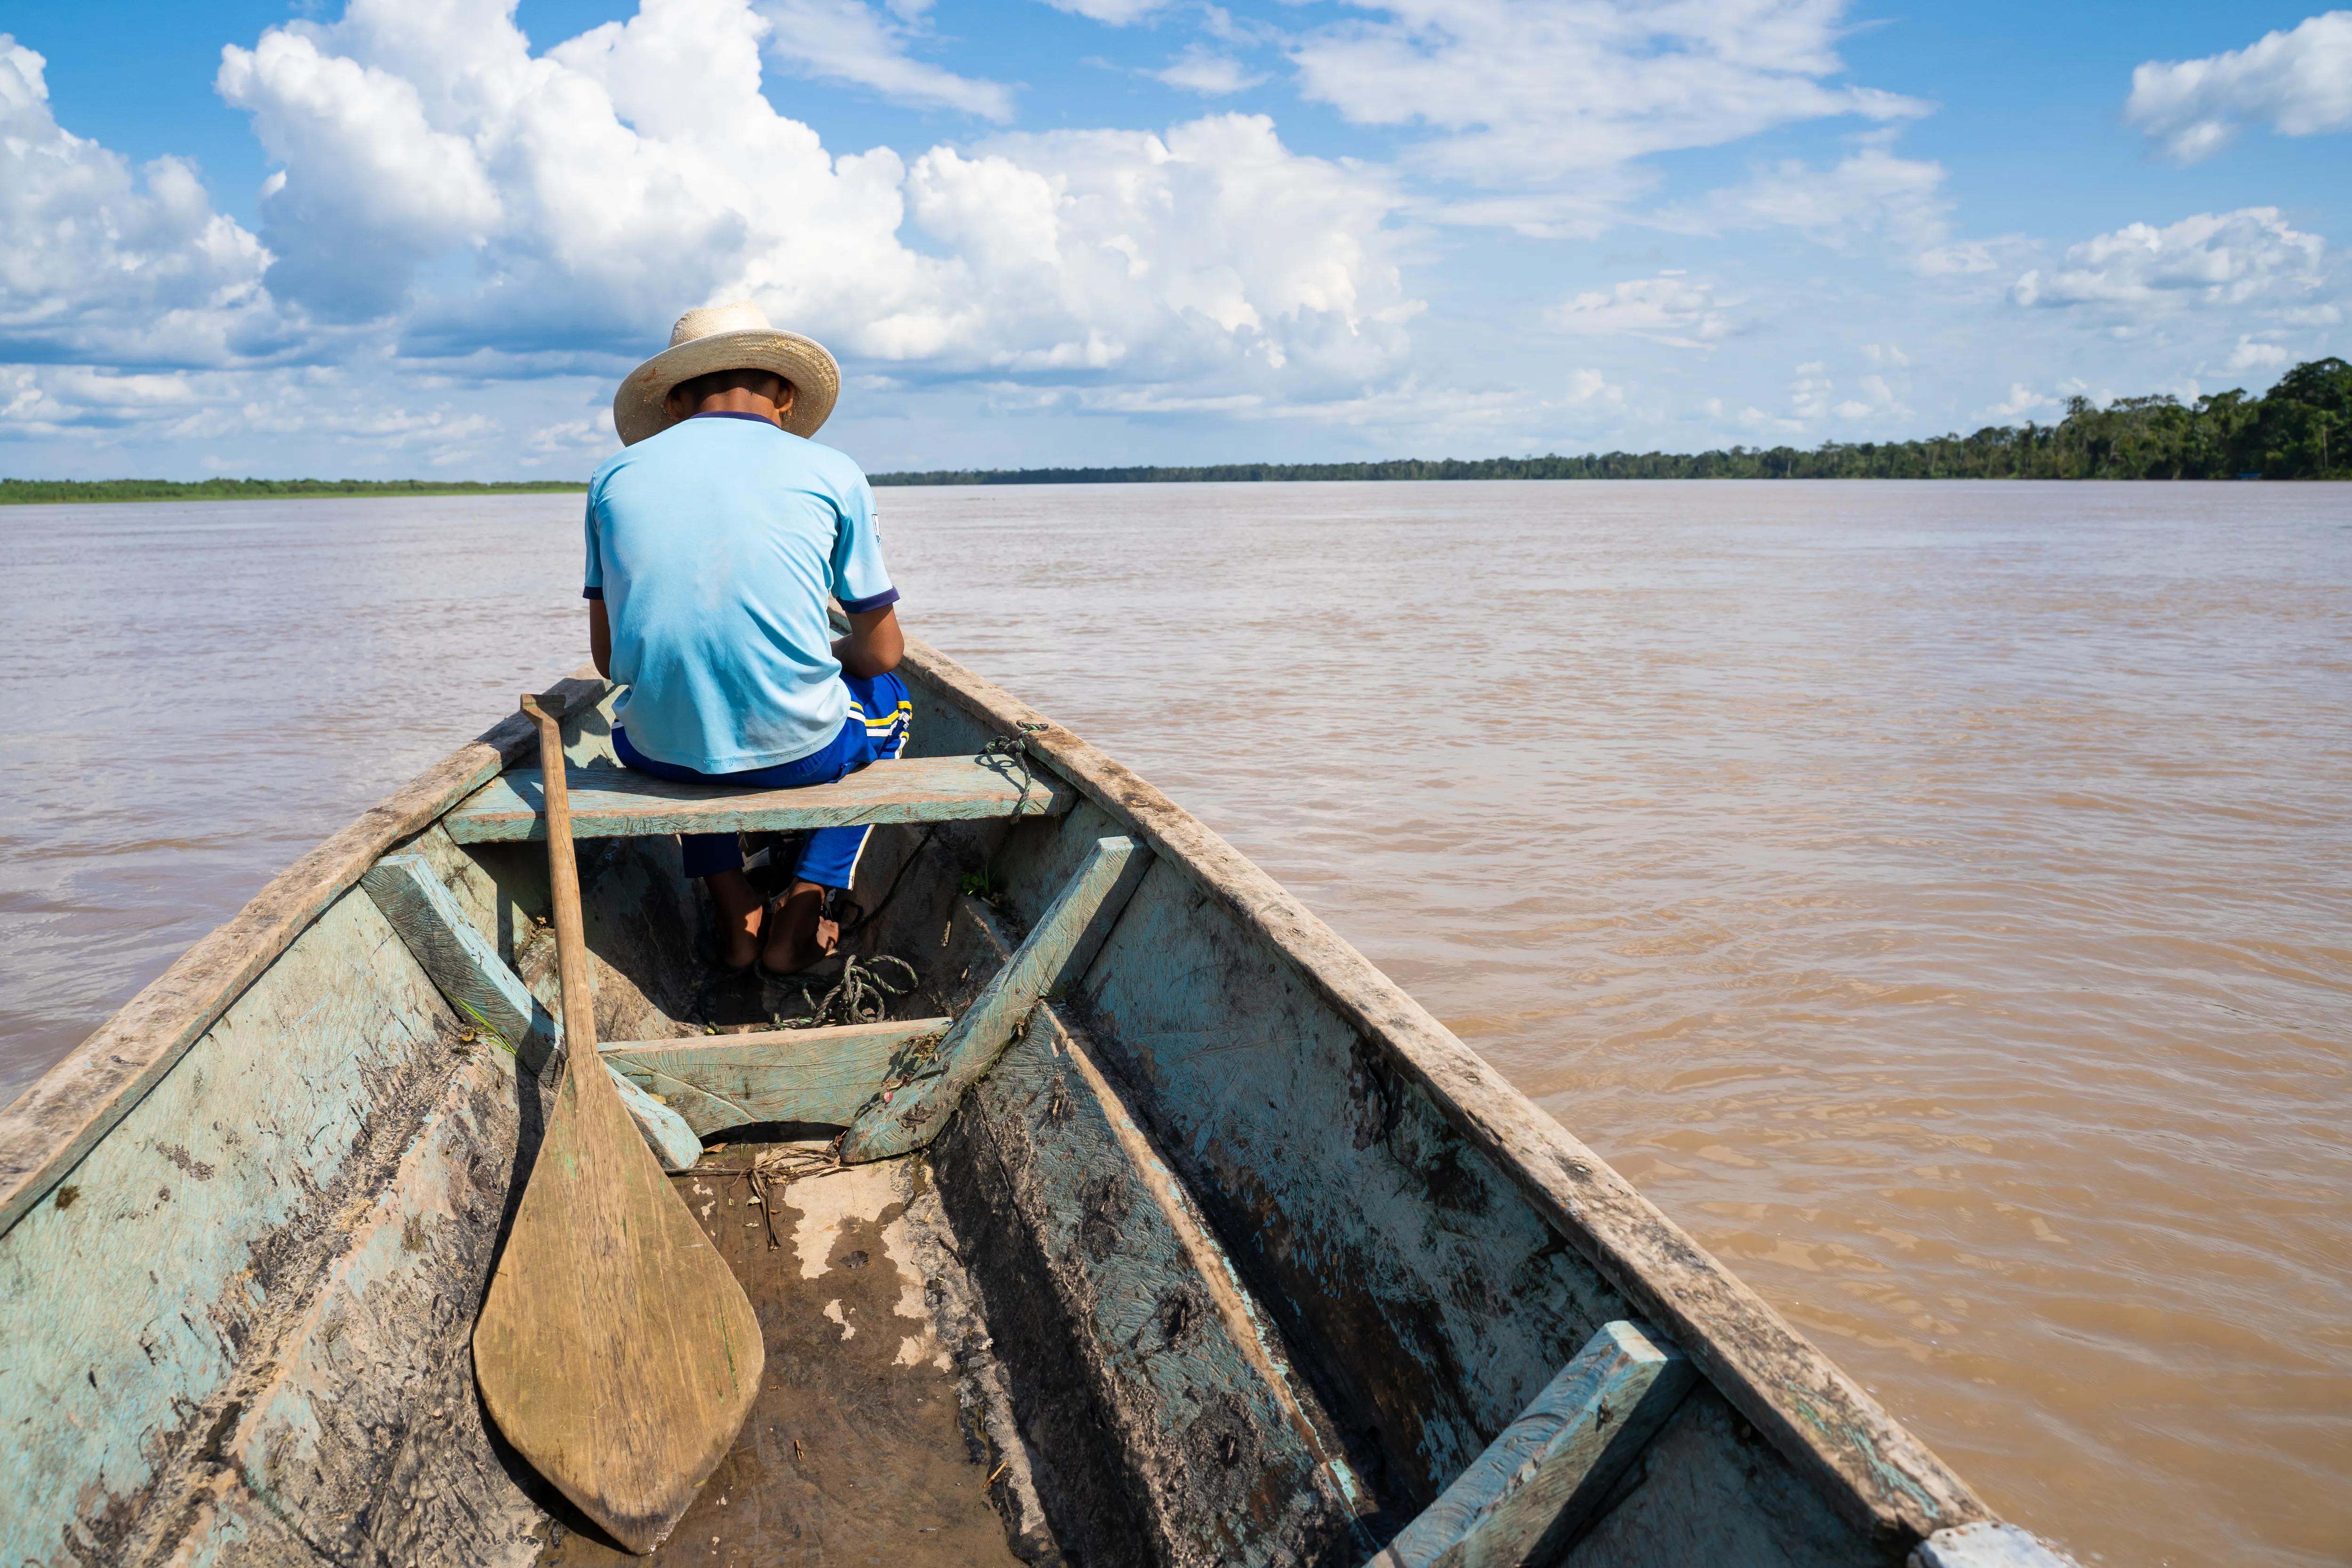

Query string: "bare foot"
[705, 869, 766, 971]
[760, 881, 840, 975]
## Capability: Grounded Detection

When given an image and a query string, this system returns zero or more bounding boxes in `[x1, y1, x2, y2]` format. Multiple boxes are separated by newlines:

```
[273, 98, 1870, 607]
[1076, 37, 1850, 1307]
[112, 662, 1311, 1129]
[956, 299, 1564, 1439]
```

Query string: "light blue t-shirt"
[583, 413, 899, 773]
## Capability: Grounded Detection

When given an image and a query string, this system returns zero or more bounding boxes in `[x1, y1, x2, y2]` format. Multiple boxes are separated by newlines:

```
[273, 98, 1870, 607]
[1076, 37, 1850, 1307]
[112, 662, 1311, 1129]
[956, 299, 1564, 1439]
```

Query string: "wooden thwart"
[840, 835, 1151, 1163]
[444, 754, 1074, 843]
[1368, 1320, 1694, 1568]
[602, 1019, 952, 1134]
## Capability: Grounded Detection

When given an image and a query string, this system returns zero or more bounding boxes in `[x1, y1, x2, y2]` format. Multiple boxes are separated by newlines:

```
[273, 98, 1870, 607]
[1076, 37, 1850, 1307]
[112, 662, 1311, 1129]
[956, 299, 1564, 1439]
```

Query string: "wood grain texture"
[123, 1029, 552, 1567]
[890, 637, 1988, 1550]
[926, 897, 1376, 1567]
[469, 700, 762, 1555]
[0, 671, 613, 1237]
[0, 888, 507, 1563]
[361, 849, 699, 1170]
[839, 835, 1150, 1164]
[600, 1019, 952, 1134]
[1373, 1321, 1695, 1568]
[362, 850, 559, 1064]
[444, 755, 1074, 843]
[608, 1072, 703, 1173]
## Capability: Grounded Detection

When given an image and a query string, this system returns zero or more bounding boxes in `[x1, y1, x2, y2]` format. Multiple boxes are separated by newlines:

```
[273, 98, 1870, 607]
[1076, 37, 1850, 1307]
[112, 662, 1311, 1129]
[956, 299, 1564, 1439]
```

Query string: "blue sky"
[1, 0, 2344, 477]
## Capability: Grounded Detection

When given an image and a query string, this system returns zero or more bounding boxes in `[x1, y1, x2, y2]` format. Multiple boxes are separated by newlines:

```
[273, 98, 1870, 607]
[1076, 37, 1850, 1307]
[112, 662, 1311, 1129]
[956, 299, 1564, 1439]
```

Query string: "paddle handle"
[522, 695, 599, 1066]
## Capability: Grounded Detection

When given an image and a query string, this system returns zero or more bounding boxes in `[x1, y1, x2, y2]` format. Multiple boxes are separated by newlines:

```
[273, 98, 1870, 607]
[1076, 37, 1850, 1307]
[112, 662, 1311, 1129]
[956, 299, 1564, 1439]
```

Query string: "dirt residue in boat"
[537, 1149, 1041, 1568]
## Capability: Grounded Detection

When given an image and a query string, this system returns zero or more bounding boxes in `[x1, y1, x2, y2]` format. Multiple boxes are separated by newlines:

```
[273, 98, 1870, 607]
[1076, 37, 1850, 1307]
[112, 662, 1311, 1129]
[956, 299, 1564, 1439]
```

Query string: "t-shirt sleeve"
[829, 473, 899, 614]
[581, 489, 604, 600]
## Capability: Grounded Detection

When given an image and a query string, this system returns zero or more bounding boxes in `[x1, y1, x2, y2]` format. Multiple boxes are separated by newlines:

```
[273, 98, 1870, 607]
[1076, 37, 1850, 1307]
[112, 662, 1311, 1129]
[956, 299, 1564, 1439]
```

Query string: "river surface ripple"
[2, 481, 2345, 1566]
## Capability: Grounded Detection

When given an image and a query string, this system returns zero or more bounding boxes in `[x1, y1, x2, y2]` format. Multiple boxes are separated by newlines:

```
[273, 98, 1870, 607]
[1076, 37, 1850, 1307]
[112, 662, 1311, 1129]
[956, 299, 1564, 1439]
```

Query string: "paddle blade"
[473, 1054, 763, 1553]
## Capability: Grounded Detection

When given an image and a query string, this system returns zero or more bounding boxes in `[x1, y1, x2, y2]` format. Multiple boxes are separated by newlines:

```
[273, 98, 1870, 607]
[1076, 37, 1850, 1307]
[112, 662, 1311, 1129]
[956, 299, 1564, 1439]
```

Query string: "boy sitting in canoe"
[585, 302, 907, 976]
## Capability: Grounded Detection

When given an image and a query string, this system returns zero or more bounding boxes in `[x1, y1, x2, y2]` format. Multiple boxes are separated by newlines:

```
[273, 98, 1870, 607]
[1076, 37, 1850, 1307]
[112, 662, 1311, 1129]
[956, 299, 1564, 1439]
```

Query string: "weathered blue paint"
[0, 646, 2071, 1568]
[0, 889, 478, 1564]
[1373, 1320, 1694, 1568]
[444, 755, 1075, 843]
[931, 902, 1376, 1565]
[1072, 857, 1631, 1498]
[609, 1068, 703, 1172]
[601, 1019, 951, 1134]
[361, 850, 557, 1063]
[149, 1036, 548, 1563]
[362, 848, 699, 1170]
[841, 835, 1150, 1163]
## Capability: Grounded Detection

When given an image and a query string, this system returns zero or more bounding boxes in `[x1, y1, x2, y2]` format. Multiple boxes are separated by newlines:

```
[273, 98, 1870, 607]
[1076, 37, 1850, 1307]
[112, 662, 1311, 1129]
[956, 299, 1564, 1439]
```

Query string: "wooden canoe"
[0, 637, 2076, 1568]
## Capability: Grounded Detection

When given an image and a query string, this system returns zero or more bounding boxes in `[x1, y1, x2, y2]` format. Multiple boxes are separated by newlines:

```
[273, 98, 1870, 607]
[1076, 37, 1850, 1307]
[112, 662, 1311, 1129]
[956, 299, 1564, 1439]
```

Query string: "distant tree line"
[5, 358, 2344, 500]
[874, 357, 2352, 485]
[0, 477, 586, 505]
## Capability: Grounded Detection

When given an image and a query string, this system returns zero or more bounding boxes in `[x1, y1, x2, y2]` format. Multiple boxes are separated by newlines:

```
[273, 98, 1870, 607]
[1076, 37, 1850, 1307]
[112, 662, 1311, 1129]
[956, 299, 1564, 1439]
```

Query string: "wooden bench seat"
[442, 755, 1074, 844]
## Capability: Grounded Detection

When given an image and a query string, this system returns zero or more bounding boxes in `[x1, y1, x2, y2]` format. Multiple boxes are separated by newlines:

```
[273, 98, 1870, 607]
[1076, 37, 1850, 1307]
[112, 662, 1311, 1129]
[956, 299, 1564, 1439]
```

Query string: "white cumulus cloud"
[2126, 11, 2352, 164]
[2225, 335, 2292, 373]
[1290, 0, 1927, 228]
[1662, 138, 1955, 257]
[1832, 372, 1905, 420]
[1565, 366, 1624, 407]
[754, 0, 1016, 119]
[203, 0, 1410, 380]
[7, 0, 1418, 457]
[906, 115, 1415, 385]
[1154, 47, 1265, 95]
[2011, 208, 2326, 317]
[1036, 0, 1172, 23]
[1979, 382, 2057, 421]
[1547, 273, 1739, 349]
[0, 35, 276, 366]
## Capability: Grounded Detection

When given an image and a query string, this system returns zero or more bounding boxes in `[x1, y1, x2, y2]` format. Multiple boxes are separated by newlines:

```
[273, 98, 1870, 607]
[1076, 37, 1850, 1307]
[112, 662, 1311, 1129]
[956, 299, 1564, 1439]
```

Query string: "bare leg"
[760, 880, 840, 975]
[705, 869, 765, 971]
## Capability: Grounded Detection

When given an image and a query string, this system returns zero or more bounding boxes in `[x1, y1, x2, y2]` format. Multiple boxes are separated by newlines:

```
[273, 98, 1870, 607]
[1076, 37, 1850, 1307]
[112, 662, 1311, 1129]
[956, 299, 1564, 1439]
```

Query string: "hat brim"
[613, 327, 841, 445]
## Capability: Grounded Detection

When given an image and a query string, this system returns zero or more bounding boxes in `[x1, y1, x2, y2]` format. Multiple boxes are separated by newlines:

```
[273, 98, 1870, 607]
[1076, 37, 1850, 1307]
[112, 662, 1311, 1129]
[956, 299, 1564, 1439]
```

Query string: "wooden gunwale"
[0, 637, 1991, 1553]
[890, 635, 1991, 1549]
[0, 671, 610, 1235]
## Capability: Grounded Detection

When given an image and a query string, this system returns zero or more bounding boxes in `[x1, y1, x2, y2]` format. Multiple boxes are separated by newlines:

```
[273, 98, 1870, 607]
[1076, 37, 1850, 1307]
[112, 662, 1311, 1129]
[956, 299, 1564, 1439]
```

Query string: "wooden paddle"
[472, 694, 763, 1554]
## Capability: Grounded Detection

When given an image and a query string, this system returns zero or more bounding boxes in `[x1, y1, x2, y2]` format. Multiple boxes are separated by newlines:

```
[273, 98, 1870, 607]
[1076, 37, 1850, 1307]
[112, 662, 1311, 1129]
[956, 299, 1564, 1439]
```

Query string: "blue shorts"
[612, 671, 912, 890]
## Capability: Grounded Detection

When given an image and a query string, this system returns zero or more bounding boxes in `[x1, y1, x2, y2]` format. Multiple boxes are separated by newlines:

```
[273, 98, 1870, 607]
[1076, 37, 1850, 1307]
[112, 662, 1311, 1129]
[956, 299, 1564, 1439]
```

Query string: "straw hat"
[612, 301, 840, 445]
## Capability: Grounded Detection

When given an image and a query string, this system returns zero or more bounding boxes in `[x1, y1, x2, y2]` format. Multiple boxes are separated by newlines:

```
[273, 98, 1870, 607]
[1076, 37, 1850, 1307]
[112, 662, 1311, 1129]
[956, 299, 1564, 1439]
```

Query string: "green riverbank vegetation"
[6, 358, 2344, 500]
[875, 356, 2351, 486]
[0, 478, 587, 505]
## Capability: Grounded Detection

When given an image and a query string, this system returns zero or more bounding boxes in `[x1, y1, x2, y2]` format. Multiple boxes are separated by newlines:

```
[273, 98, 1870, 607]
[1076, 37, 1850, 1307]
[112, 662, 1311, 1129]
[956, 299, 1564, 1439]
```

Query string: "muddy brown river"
[2, 481, 2344, 1565]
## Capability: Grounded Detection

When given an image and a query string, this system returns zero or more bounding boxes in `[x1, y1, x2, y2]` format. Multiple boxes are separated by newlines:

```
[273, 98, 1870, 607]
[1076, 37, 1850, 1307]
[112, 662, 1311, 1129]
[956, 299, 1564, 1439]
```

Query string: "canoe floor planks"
[443, 755, 1075, 843]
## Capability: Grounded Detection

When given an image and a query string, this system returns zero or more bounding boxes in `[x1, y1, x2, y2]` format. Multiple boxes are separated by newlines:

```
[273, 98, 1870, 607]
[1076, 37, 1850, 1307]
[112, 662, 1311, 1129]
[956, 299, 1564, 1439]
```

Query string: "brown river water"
[3, 481, 2345, 1565]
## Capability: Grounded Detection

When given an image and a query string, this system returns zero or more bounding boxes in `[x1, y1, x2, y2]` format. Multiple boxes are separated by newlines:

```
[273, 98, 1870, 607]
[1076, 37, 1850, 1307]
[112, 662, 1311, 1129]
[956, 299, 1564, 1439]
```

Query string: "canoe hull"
[0, 642, 2047, 1567]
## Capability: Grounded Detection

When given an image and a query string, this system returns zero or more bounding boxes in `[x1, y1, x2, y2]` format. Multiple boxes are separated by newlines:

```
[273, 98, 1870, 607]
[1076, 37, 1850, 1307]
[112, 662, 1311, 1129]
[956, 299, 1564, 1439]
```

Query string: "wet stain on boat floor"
[538, 1144, 1031, 1568]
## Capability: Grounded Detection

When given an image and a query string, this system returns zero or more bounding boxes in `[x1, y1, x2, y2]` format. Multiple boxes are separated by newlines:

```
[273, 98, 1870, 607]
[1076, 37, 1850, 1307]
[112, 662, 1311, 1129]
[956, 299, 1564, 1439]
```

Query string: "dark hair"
[669, 367, 788, 407]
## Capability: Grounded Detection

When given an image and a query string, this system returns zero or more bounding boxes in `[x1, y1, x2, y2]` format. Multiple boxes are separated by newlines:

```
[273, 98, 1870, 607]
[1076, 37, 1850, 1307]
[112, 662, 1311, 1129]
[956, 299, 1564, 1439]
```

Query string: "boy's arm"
[834, 605, 903, 678]
[588, 597, 612, 678]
